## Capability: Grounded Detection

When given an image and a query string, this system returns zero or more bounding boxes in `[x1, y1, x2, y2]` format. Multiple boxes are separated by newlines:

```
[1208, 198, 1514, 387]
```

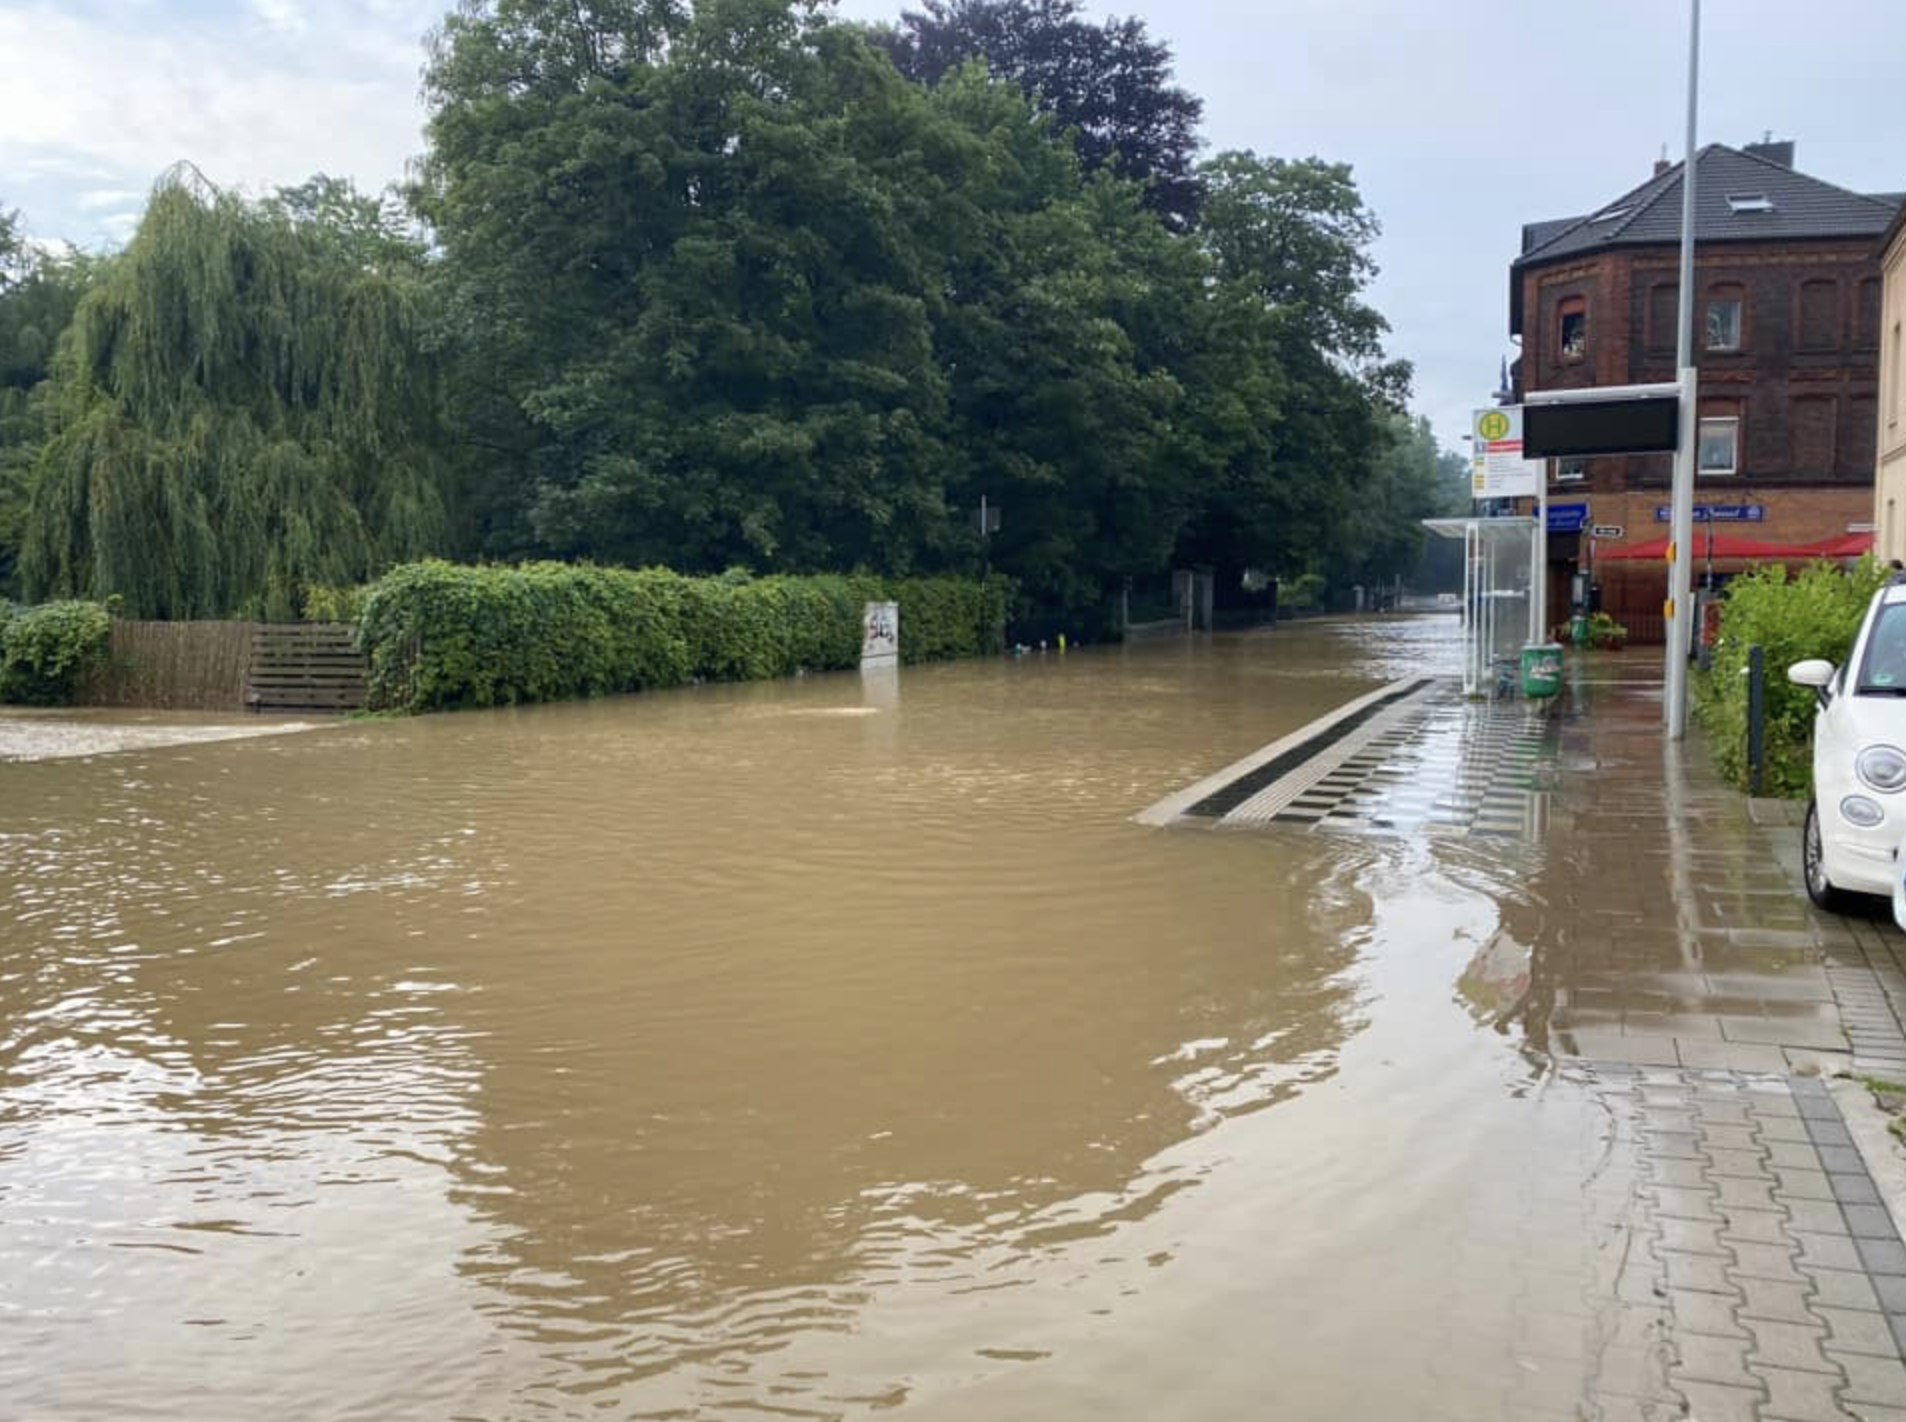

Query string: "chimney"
[1653, 144, 1671, 178]
[1744, 135, 1795, 168]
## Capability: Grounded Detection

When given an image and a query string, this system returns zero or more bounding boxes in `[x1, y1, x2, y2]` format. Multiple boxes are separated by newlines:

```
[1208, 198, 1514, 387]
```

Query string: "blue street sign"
[1652, 503, 1765, 524]
[1548, 502, 1591, 533]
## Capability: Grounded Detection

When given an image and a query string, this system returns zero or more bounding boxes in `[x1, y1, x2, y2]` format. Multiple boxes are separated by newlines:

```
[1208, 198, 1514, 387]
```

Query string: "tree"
[1330, 413, 1469, 592]
[418, 0, 976, 574]
[20, 172, 456, 618]
[1171, 152, 1414, 586]
[0, 203, 97, 596]
[872, 0, 1204, 231]
[1198, 150, 1410, 402]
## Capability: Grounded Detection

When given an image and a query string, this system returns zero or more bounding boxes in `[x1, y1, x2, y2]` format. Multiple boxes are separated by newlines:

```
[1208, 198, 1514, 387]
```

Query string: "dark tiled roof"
[1515, 145, 1900, 268]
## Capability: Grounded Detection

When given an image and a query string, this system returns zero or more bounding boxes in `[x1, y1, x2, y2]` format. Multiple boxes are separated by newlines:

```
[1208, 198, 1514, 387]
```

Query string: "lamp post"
[1664, 0, 1702, 738]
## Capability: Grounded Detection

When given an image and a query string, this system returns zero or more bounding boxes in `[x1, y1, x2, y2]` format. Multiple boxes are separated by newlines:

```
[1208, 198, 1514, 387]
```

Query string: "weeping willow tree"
[21, 168, 454, 619]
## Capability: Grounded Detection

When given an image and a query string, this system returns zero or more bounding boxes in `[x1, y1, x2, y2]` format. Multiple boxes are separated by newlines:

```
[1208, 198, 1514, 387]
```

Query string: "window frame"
[1556, 296, 1588, 362]
[1704, 295, 1743, 352]
[1697, 416, 1741, 476]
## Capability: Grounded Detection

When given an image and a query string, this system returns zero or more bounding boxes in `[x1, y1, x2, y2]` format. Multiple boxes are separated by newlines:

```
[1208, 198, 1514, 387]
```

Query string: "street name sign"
[1591, 524, 1624, 539]
[1651, 504, 1765, 524]
[1548, 502, 1590, 533]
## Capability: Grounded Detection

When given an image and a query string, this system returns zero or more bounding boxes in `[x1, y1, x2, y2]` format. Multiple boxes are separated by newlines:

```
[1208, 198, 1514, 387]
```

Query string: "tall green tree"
[871, 0, 1205, 230]
[21, 171, 455, 618]
[1173, 151, 1410, 586]
[0, 204, 97, 596]
[419, 0, 972, 574]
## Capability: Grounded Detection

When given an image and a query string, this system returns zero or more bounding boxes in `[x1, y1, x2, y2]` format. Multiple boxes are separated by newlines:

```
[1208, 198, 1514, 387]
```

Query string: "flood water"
[2, 617, 1629, 1420]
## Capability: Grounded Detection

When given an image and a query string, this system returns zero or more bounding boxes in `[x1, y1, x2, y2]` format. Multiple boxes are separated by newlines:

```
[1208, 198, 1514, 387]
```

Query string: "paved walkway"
[1537, 656, 1906, 1083]
[1514, 658, 1906, 1419]
[1265, 653, 1906, 1419]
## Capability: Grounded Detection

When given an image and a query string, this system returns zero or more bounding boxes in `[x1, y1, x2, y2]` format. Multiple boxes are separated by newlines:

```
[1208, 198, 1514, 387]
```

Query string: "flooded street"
[0, 619, 1697, 1418]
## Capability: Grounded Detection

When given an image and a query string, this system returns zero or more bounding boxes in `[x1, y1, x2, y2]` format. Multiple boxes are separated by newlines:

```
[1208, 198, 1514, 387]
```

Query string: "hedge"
[0, 600, 112, 705]
[356, 561, 1009, 713]
[1692, 557, 1888, 796]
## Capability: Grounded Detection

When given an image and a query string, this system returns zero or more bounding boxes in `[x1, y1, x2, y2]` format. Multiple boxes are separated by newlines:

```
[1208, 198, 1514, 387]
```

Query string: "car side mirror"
[1788, 659, 1835, 707]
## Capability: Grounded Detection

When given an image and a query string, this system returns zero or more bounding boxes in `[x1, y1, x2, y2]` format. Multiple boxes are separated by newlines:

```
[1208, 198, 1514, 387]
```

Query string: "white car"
[1789, 580, 1906, 910]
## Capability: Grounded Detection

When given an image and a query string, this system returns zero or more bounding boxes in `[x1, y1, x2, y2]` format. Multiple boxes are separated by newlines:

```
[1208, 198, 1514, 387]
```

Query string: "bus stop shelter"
[1425, 516, 1540, 697]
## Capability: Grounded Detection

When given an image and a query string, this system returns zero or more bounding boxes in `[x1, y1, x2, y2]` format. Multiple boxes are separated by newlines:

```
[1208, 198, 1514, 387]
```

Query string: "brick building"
[1510, 141, 1900, 641]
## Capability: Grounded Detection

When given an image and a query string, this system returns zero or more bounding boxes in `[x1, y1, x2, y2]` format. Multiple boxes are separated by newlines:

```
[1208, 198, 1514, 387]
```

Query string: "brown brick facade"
[1515, 238, 1885, 493]
[1511, 238, 1885, 643]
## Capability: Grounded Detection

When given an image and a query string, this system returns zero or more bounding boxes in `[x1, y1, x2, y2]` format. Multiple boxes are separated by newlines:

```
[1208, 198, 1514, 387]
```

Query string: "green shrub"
[1281, 572, 1325, 611]
[0, 599, 112, 704]
[1693, 557, 1888, 796]
[357, 560, 1009, 713]
[1586, 612, 1627, 649]
[301, 583, 369, 624]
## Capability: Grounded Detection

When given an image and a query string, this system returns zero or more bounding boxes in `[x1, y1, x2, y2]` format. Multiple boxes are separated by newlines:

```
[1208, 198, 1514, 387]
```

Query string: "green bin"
[1520, 642, 1564, 699]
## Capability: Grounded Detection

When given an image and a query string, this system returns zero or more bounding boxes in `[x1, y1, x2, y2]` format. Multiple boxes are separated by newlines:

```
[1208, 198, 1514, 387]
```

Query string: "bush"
[358, 560, 1009, 713]
[1693, 557, 1888, 796]
[301, 583, 370, 624]
[1280, 572, 1325, 611]
[0, 599, 112, 704]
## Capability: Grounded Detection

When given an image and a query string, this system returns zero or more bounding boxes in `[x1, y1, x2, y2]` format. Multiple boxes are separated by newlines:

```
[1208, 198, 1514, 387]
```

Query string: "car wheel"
[1803, 799, 1855, 913]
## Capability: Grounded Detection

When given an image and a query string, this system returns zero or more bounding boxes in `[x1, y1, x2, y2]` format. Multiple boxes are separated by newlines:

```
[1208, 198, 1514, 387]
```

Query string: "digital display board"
[1523, 397, 1680, 458]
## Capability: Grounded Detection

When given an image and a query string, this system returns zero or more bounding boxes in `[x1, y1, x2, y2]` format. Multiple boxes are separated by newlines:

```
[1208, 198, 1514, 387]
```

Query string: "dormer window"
[1726, 193, 1775, 214]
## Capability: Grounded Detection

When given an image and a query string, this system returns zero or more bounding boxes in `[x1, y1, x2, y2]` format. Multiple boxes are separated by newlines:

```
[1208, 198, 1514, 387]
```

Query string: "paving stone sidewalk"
[1566, 1066, 1906, 1421]
[1505, 658, 1906, 1419]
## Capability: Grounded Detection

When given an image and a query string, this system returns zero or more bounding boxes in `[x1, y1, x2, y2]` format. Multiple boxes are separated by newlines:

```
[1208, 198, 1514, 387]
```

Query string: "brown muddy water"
[1, 617, 1620, 1420]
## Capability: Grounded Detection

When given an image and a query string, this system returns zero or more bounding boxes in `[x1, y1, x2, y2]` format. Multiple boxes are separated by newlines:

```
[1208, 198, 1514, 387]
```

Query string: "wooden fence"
[76, 621, 366, 713]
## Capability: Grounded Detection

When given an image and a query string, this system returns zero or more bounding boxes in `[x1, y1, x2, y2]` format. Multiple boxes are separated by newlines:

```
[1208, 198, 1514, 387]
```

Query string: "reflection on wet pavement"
[7, 617, 1906, 1419]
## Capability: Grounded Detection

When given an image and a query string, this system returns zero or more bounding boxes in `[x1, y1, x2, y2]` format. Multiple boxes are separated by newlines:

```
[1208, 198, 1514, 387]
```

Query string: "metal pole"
[1747, 643, 1765, 795]
[1664, 0, 1702, 737]
[1536, 469, 1550, 643]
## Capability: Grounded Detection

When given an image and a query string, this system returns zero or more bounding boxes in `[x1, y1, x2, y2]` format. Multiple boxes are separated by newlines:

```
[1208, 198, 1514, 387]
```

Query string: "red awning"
[1594, 532, 1827, 562]
[1806, 531, 1875, 558]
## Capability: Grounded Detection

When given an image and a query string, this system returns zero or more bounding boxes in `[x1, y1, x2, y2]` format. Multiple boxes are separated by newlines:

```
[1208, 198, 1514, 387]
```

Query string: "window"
[1726, 193, 1775, 214]
[1591, 205, 1633, 224]
[1648, 282, 1680, 353]
[1557, 297, 1587, 360]
[1790, 396, 1837, 474]
[1705, 296, 1742, 351]
[1858, 278, 1883, 349]
[1554, 457, 1588, 483]
[1798, 280, 1841, 351]
[1850, 396, 1877, 475]
[1893, 322, 1903, 427]
[1857, 602, 1906, 693]
[1698, 417, 1739, 475]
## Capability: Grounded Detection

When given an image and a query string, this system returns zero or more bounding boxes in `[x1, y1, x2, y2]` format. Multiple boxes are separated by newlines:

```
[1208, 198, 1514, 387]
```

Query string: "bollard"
[1747, 644, 1765, 797]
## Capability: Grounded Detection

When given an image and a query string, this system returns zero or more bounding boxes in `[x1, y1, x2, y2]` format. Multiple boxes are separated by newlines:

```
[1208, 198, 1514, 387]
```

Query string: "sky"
[3, 0, 1903, 453]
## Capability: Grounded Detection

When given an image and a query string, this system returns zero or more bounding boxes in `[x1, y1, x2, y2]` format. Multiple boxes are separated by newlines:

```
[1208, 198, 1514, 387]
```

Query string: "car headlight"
[1858, 745, 1906, 794]
[1843, 795, 1886, 828]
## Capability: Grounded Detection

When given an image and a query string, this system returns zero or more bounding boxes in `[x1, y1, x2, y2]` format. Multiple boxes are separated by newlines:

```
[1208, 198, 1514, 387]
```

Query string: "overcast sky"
[3, 0, 1902, 451]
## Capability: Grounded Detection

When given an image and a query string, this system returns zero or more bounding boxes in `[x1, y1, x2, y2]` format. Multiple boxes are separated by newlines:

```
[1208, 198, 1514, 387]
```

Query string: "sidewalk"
[1536, 654, 1906, 1082]
[1496, 655, 1906, 1420]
